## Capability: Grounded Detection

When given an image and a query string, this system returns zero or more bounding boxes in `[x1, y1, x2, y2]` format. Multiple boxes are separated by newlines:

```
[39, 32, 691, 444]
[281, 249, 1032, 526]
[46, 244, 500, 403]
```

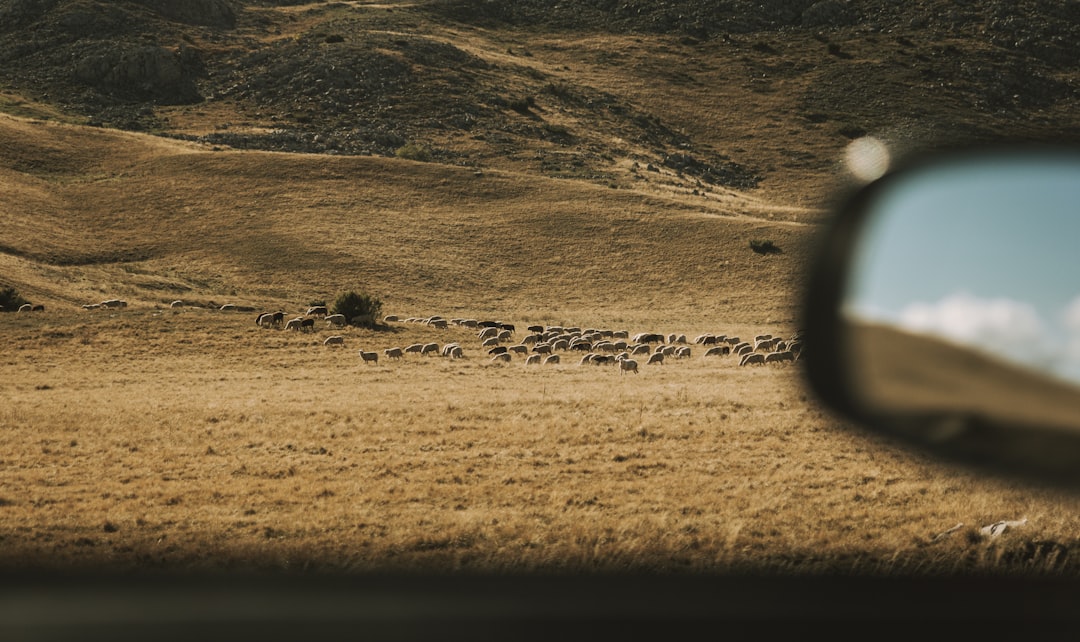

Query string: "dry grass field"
[4, 114, 1080, 578]
[4, 1, 1080, 583]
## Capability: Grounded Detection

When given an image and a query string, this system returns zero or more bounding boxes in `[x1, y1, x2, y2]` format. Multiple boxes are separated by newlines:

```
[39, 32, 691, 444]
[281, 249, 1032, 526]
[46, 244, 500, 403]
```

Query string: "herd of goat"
[249, 306, 805, 371]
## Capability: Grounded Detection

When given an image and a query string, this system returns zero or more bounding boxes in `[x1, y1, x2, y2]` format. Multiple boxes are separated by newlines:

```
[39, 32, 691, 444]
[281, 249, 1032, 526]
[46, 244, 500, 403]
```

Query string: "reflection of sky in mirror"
[843, 154, 1080, 384]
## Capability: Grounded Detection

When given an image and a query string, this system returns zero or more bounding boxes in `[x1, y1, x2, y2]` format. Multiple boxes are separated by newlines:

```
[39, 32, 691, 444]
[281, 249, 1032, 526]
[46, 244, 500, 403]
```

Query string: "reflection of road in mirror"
[844, 318, 1080, 434]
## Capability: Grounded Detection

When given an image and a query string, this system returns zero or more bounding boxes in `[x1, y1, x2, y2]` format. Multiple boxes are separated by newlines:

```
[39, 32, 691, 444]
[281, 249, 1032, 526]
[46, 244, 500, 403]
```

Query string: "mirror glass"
[840, 151, 1080, 434]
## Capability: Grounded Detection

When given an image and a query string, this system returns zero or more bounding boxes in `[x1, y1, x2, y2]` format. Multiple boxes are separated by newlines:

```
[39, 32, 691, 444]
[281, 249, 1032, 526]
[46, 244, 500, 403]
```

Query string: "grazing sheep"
[170, 300, 184, 308]
[220, 304, 237, 312]
[100, 299, 127, 309]
[525, 354, 542, 366]
[428, 318, 448, 329]
[359, 350, 379, 364]
[447, 345, 464, 359]
[384, 347, 404, 360]
[736, 344, 754, 356]
[488, 346, 508, 356]
[256, 312, 275, 327]
[491, 352, 512, 363]
[482, 337, 501, 348]
[579, 353, 596, 365]
[544, 354, 561, 365]
[307, 306, 328, 317]
[271, 311, 285, 328]
[647, 353, 665, 366]
[300, 318, 315, 332]
[324, 335, 345, 346]
[755, 337, 781, 352]
[740, 353, 766, 366]
[630, 344, 651, 356]
[532, 343, 552, 355]
[420, 342, 440, 355]
[497, 329, 513, 342]
[675, 346, 691, 359]
[499, 323, 516, 333]
[325, 314, 347, 328]
[478, 326, 500, 340]
[754, 334, 773, 343]
[619, 358, 639, 374]
[551, 339, 570, 352]
[383, 315, 400, 323]
[18, 303, 32, 312]
[508, 344, 529, 355]
[765, 350, 795, 364]
[703, 345, 731, 357]
[284, 317, 304, 331]
[527, 325, 545, 334]
[694, 334, 716, 345]
[404, 343, 425, 354]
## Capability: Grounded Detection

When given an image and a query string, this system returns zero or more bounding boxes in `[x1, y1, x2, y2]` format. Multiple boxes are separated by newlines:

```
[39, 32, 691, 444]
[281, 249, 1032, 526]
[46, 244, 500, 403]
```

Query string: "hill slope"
[1, 0, 1079, 322]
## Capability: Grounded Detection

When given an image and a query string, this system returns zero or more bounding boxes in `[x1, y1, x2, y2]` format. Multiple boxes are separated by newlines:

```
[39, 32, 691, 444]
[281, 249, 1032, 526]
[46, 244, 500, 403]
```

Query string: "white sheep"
[544, 354, 561, 365]
[647, 353, 664, 365]
[325, 314, 347, 328]
[420, 342, 440, 355]
[524, 354, 541, 366]
[284, 317, 304, 331]
[765, 350, 795, 364]
[491, 352, 512, 364]
[358, 350, 379, 364]
[703, 345, 730, 357]
[404, 343, 425, 354]
[619, 358, 639, 374]
[384, 347, 404, 360]
[740, 353, 765, 366]
[324, 335, 345, 346]
[18, 304, 32, 312]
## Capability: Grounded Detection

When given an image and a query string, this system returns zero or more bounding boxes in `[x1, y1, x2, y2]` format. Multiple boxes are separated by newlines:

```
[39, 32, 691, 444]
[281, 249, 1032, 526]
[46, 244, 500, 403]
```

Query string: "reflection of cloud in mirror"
[872, 291, 1080, 383]
[1062, 297, 1080, 369]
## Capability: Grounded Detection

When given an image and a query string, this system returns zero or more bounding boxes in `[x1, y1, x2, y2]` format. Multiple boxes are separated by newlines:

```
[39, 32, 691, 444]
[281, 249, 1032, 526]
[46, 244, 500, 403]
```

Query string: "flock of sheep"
[278, 310, 805, 371]
[53, 298, 804, 372]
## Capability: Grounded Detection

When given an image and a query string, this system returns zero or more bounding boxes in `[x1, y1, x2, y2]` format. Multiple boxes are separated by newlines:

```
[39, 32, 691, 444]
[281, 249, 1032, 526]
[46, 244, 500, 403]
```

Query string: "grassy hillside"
[3, 0, 1080, 577]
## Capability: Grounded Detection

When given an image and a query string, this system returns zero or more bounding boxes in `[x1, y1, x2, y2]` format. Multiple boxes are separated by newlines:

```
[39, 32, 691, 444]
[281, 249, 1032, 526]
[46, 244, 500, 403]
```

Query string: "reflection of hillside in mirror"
[845, 319, 1080, 434]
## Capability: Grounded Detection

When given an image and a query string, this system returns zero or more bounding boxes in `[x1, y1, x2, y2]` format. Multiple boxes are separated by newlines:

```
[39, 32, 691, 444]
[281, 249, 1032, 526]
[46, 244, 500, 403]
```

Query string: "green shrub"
[395, 142, 431, 162]
[332, 291, 383, 328]
[750, 239, 782, 255]
[0, 285, 28, 312]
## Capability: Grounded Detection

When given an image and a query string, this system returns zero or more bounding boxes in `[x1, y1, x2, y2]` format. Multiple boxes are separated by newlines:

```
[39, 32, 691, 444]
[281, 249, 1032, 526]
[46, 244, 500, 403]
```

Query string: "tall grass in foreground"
[1, 307, 1078, 576]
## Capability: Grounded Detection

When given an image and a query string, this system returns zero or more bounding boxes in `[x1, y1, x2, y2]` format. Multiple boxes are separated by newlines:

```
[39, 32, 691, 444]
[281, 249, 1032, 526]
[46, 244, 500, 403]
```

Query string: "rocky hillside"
[1, 0, 1079, 205]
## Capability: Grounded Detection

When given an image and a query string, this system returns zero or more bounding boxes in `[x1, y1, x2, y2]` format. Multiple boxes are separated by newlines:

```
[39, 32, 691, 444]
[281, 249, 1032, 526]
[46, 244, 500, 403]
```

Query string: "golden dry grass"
[3, 112, 1080, 578]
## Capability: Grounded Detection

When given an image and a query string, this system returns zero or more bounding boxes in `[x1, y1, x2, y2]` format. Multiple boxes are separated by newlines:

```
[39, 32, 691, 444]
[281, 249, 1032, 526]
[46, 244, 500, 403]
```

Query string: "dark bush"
[0, 286, 29, 312]
[750, 239, 782, 255]
[332, 291, 383, 328]
[395, 142, 431, 162]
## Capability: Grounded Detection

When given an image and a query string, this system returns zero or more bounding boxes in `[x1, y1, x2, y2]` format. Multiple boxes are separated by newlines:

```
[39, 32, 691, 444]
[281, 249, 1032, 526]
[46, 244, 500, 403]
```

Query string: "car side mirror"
[801, 144, 1080, 490]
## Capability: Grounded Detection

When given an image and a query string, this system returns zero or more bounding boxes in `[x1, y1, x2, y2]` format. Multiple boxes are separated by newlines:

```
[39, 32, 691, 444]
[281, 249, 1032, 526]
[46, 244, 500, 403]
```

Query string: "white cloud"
[897, 292, 1054, 369]
[1061, 296, 1080, 368]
